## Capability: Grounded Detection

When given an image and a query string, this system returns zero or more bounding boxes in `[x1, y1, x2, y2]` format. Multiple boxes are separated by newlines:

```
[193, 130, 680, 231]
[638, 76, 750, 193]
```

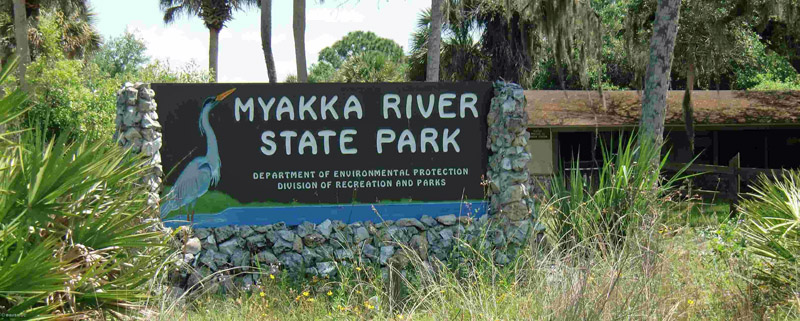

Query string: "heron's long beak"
[215, 88, 236, 101]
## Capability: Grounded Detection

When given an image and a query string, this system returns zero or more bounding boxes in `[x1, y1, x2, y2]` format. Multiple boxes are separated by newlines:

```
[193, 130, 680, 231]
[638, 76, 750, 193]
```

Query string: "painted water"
[163, 201, 488, 228]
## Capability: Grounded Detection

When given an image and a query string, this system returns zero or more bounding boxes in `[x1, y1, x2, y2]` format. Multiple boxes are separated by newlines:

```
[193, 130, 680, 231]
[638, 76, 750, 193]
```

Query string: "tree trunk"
[209, 27, 220, 82]
[639, 0, 681, 149]
[426, 0, 442, 82]
[13, 0, 30, 91]
[293, 0, 307, 82]
[261, 0, 277, 83]
[683, 58, 696, 155]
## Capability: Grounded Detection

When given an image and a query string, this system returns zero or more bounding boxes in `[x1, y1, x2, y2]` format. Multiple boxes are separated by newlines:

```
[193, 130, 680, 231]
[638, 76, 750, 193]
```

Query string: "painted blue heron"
[160, 88, 236, 223]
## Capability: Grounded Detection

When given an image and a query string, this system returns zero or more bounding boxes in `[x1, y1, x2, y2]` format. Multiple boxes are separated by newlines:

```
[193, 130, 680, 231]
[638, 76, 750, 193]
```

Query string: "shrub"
[739, 170, 800, 302]
[0, 60, 169, 319]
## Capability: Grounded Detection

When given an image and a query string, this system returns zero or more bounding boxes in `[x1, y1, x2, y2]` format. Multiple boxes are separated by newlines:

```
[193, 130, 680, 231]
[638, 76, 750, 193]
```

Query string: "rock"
[410, 234, 428, 261]
[253, 225, 271, 233]
[215, 226, 235, 242]
[193, 228, 211, 240]
[293, 236, 304, 253]
[277, 230, 295, 242]
[302, 248, 322, 266]
[315, 245, 335, 261]
[218, 238, 241, 256]
[495, 251, 511, 265]
[396, 218, 426, 231]
[317, 219, 333, 238]
[385, 226, 411, 244]
[303, 233, 325, 247]
[316, 262, 337, 277]
[362, 244, 378, 260]
[198, 251, 218, 270]
[420, 215, 438, 227]
[183, 253, 195, 264]
[278, 252, 304, 271]
[257, 250, 280, 264]
[436, 214, 457, 226]
[379, 246, 395, 265]
[212, 251, 229, 268]
[272, 236, 294, 254]
[238, 225, 255, 238]
[334, 249, 354, 260]
[202, 235, 218, 251]
[439, 228, 454, 248]
[508, 220, 531, 245]
[296, 222, 315, 237]
[231, 249, 250, 267]
[458, 216, 473, 225]
[245, 234, 267, 250]
[184, 237, 202, 255]
[491, 230, 506, 247]
[354, 227, 370, 243]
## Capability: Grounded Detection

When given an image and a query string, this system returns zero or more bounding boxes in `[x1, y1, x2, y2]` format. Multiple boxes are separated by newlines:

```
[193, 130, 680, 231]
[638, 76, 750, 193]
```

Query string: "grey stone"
[231, 249, 250, 267]
[277, 230, 295, 242]
[215, 226, 235, 242]
[334, 249, 354, 260]
[508, 220, 531, 245]
[297, 222, 315, 238]
[303, 233, 325, 247]
[436, 214, 457, 226]
[317, 219, 333, 238]
[198, 251, 218, 270]
[491, 230, 506, 247]
[253, 225, 271, 233]
[495, 251, 511, 265]
[302, 248, 321, 266]
[245, 234, 267, 249]
[256, 250, 279, 264]
[184, 237, 202, 255]
[212, 251, 229, 268]
[439, 228, 454, 248]
[193, 228, 211, 240]
[278, 252, 304, 271]
[420, 215, 438, 227]
[315, 245, 335, 261]
[218, 238, 241, 256]
[396, 218, 426, 231]
[410, 234, 428, 261]
[202, 235, 218, 251]
[379, 246, 395, 265]
[305, 267, 319, 276]
[238, 225, 255, 238]
[362, 244, 378, 259]
[316, 262, 337, 277]
[272, 236, 294, 254]
[354, 227, 370, 243]
[386, 226, 411, 244]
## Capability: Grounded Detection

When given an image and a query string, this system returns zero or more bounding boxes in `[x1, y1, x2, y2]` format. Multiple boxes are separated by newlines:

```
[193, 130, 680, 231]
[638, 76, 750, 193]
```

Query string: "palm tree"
[426, 0, 442, 82]
[12, 0, 28, 90]
[293, 0, 307, 82]
[260, 0, 277, 83]
[160, 0, 256, 82]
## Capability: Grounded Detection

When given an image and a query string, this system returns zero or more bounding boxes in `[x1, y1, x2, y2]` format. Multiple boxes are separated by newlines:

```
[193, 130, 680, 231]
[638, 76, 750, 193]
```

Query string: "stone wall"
[120, 81, 541, 289]
[114, 82, 162, 211]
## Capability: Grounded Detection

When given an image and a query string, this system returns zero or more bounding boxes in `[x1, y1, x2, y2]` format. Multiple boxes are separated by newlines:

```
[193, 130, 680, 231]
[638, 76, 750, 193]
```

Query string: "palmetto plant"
[739, 170, 800, 300]
[0, 59, 169, 319]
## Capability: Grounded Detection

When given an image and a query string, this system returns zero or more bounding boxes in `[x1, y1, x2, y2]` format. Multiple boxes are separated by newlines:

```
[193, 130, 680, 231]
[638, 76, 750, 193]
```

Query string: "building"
[524, 90, 800, 190]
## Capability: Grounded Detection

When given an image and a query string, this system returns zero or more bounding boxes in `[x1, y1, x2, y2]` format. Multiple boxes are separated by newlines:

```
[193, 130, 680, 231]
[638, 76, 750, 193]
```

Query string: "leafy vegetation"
[0, 59, 170, 319]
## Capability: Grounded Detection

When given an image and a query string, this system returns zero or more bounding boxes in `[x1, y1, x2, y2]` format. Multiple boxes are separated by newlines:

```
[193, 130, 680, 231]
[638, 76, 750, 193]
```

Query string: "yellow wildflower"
[259, 292, 266, 297]
[687, 299, 695, 306]
[398, 314, 404, 320]
[269, 274, 275, 280]
[307, 298, 316, 302]
[327, 290, 333, 296]
[356, 267, 362, 271]
[303, 291, 310, 297]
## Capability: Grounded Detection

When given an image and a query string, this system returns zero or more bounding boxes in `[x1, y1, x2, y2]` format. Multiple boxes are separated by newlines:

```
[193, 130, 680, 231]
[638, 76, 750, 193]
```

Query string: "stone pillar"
[114, 82, 163, 211]
[486, 81, 535, 222]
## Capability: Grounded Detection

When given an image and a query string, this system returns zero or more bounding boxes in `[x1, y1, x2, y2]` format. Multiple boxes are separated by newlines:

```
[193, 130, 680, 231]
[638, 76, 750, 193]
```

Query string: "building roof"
[525, 90, 800, 128]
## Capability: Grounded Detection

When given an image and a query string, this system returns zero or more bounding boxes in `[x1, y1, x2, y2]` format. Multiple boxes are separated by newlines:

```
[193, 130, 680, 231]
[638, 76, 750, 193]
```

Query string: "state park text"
[233, 93, 480, 156]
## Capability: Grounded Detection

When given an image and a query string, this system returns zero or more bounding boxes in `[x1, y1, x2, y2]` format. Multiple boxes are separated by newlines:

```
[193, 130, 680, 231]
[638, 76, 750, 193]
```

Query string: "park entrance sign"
[153, 82, 492, 226]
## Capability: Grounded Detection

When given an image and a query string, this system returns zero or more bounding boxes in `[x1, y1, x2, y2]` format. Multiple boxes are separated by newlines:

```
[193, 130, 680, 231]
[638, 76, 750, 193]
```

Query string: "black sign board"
[528, 128, 551, 140]
[154, 83, 491, 208]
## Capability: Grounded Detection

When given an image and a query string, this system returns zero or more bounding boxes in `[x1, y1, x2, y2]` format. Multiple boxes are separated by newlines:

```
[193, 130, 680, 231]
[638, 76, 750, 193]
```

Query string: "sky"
[92, 0, 429, 82]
